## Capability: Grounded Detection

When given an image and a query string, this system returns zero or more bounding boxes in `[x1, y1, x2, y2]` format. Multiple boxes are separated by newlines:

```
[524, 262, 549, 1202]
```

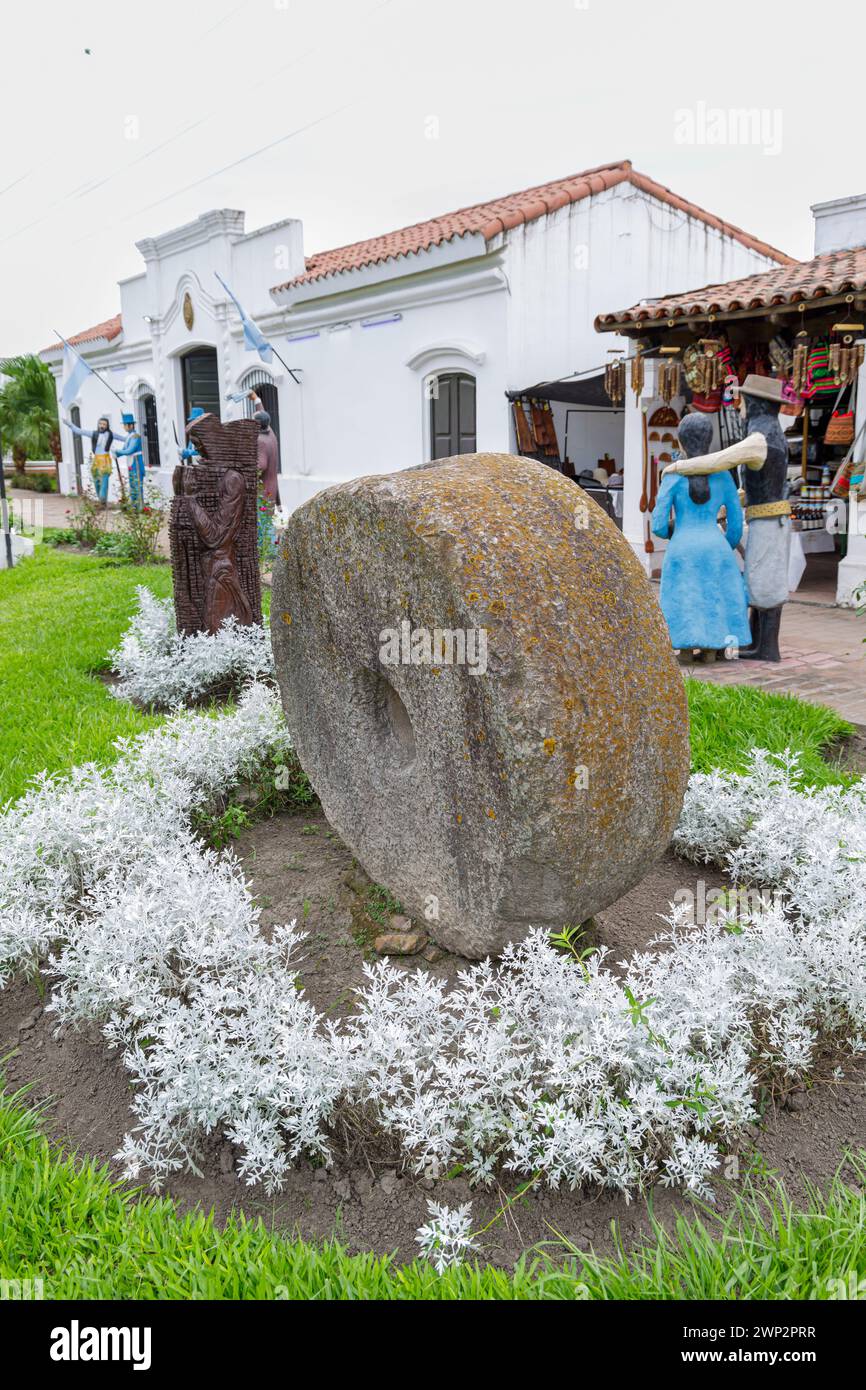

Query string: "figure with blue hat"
[178, 406, 205, 462]
[113, 412, 146, 508]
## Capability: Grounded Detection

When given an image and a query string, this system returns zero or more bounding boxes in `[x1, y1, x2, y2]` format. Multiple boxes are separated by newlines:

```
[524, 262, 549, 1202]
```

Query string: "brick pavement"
[9, 490, 864, 722]
[684, 599, 866, 725]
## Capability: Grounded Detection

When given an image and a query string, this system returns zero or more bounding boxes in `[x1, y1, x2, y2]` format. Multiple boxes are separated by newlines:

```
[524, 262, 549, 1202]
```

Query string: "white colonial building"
[43, 159, 791, 562]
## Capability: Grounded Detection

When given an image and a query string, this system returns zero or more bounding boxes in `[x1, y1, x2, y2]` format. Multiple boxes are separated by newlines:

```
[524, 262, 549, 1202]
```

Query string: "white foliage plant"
[109, 587, 274, 709]
[415, 1202, 478, 1272]
[1, 698, 865, 1202]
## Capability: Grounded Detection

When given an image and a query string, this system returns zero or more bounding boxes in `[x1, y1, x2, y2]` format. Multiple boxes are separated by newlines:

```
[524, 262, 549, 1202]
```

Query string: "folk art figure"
[114, 412, 146, 508]
[63, 412, 118, 504]
[651, 413, 766, 662]
[169, 412, 262, 636]
[737, 375, 792, 663]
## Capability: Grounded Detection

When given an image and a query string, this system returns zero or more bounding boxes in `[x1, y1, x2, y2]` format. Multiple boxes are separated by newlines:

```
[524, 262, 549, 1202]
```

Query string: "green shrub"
[2, 471, 57, 493]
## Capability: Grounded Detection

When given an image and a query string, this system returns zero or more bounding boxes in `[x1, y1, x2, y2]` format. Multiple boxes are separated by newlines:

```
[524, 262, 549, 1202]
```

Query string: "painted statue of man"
[248, 391, 280, 559]
[113, 412, 146, 508]
[63, 412, 117, 504]
[737, 375, 791, 662]
[178, 406, 205, 462]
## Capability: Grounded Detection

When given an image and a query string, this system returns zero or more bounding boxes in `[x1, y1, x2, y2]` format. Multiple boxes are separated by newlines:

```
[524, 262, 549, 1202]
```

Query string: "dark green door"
[182, 348, 221, 420]
[431, 372, 476, 459]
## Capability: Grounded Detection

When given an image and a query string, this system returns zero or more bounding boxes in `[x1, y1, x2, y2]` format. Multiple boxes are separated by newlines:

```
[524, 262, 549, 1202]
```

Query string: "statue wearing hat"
[179, 405, 205, 462]
[247, 390, 281, 559]
[736, 375, 791, 662]
[113, 412, 146, 508]
[651, 415, 764, 662]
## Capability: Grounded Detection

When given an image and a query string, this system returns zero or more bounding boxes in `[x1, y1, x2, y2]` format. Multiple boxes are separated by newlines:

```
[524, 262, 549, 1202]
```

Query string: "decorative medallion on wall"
[182, 292, 195, 332]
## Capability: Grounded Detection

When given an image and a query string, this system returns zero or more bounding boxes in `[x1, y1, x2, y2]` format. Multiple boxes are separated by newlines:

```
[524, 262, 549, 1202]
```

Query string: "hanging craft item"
[640, 409, 654, 556]
[639, 410, 649, 514]
[648, 452, 659, 513]
[657, 347, 681, 405]
[648, 405, 680, 427]
[658, 361, 681, 404]
[824, 410, 855, 446]
[789, 300, 810, 396]
[768, 336, 793, 379]
[528, 399, 549, 453]
[780, 379, 804, 418]
[683, 338, 729, 412]
[792, 338, 809, 394]
[630, 351, 645, 403]
[604, 352, 626, 406]
[512, 398, 534, 454]
[543, 402, 560, 459]
[802, 338, 839, 402]
[828, 321, 865, 386]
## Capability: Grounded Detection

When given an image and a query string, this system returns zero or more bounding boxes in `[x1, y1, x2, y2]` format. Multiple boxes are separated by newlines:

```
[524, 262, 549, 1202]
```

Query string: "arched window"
[239, 369, 281, 451]
[137, 391, 161, 470]
[430, 372, 476, 459]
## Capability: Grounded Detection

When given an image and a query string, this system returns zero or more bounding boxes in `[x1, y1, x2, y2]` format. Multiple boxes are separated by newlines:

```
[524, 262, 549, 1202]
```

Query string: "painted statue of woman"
[651, 412, 752, 663]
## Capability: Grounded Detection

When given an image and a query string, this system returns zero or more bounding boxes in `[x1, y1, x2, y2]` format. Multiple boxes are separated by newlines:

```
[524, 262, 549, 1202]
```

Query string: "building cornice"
[136, 209, 245, 263]
[270, 232, 490, 308]
[263, 255, 508, 337]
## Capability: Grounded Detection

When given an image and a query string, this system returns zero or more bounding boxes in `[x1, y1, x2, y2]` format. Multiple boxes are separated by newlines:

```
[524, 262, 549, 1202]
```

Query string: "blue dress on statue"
[651, 470, 752, 651]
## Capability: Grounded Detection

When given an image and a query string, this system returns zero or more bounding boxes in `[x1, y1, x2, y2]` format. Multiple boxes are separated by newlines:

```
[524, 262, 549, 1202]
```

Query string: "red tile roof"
[42, 315, 123, 356]
[596, 244, 866, 331]
[274, 161, 794, 293]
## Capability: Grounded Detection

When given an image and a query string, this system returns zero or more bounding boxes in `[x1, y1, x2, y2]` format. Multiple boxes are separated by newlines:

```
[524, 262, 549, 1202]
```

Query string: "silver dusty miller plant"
[1, 704, 865, 1198]
[109, 587, 274, 709]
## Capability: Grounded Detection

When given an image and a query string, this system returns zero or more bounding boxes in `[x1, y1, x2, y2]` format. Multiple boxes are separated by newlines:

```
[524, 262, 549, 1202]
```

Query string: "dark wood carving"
[169, 414, 263, 636]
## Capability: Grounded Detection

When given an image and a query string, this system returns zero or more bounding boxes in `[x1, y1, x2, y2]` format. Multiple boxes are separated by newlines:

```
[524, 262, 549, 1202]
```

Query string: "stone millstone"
[271, 453, 689, 959]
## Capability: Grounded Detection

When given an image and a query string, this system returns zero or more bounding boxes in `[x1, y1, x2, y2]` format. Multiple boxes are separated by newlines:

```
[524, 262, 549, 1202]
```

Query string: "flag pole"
[0, 428, 14, 569]
[213, 275, 301, 386]
[269, 348, 301, 387]
[54, 330, 126, 405]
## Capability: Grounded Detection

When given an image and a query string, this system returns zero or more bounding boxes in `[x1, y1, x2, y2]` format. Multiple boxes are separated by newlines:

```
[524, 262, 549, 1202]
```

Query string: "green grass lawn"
[1, 1086, 863, 1300]
[0, 548, 172, 807]
[0, 545, 862, 1300]
[686, 677, 853, 788]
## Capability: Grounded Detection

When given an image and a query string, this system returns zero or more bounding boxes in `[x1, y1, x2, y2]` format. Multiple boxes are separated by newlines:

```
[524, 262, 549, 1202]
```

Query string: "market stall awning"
[507, 371, 617, 408]
[595, 244, 866, 334]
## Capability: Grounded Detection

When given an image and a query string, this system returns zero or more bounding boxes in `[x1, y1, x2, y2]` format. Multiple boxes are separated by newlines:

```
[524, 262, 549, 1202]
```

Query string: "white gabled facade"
[43, 165, 789, 563]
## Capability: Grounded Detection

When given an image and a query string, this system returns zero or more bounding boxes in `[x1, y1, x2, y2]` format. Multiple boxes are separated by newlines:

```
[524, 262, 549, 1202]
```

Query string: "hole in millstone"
[352, 668, 417, 772]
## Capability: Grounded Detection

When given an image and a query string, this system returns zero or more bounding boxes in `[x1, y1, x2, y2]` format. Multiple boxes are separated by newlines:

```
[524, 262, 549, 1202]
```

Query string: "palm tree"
[0, 354, 61, 474]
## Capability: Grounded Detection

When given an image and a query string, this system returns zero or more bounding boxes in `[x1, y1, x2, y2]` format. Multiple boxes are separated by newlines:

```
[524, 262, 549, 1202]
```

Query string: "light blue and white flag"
[60, 340, 92, 411]
[214, 272, 273, 363]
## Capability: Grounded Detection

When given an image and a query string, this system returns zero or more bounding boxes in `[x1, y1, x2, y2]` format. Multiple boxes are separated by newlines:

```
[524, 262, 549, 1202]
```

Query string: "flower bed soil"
[2, 810, 864, 1268]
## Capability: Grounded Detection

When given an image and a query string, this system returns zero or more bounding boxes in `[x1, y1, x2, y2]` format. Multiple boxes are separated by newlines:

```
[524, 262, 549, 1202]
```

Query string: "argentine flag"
[215, 273, 273, 363]
[60, 340, 92, 411]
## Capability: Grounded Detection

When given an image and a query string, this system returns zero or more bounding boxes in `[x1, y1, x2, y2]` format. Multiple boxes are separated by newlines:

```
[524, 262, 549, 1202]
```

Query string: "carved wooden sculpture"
[169, 414, 263, 636]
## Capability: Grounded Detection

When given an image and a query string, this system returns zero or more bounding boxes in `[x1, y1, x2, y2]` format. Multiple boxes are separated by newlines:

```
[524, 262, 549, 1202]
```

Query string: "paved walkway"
[7, 488, 170, 557]
[683, 600, 866, 724]
[10, 490, 865, 722]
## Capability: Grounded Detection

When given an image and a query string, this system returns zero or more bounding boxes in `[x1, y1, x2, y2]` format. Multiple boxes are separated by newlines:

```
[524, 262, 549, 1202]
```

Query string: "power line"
[132, 100, 358, 217]
[0, 0, 405, 244]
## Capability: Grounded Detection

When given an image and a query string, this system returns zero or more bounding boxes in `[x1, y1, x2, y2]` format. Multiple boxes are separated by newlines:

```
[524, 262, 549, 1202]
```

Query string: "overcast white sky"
[0, 0, 860, 358]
